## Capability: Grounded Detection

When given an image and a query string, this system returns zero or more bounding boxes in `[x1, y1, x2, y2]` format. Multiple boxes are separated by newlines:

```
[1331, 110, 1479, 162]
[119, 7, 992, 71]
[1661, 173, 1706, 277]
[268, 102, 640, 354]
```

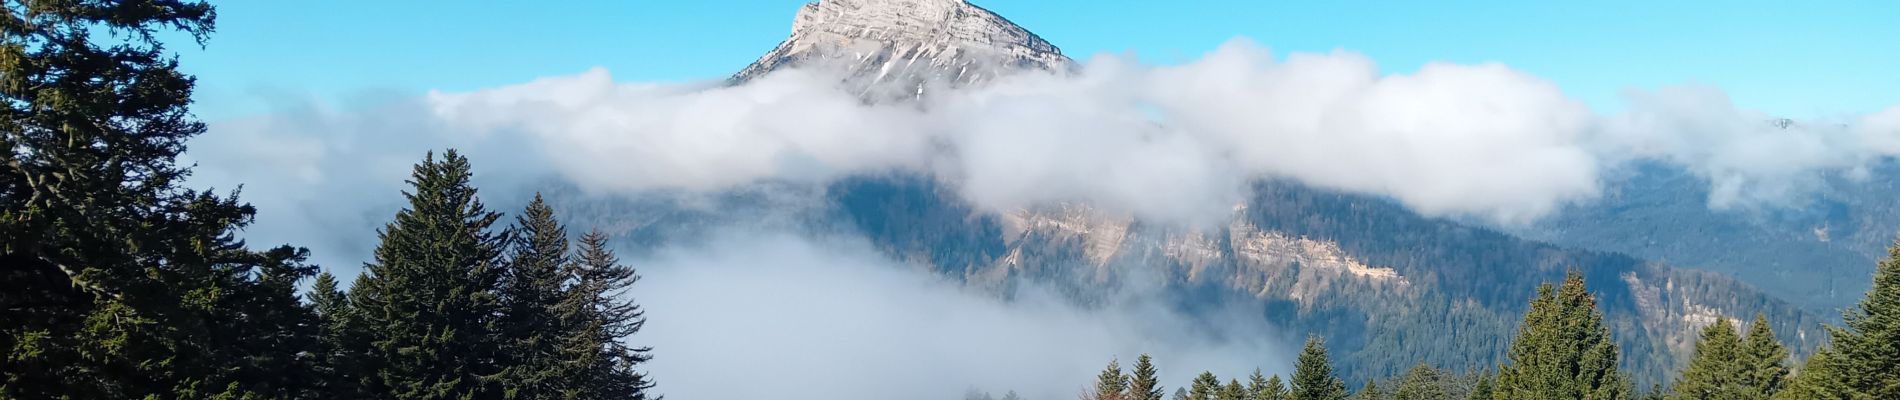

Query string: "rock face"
[731, 0, 1071, 98]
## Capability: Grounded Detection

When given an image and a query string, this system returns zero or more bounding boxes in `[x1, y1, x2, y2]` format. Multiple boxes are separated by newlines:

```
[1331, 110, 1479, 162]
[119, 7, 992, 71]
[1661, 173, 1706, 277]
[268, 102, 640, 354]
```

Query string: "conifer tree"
[1769, 347, 1852, 400]
[1392, 364, 1447, 400]
[348, 150, 510, 399]
[1826, 237, 1900, 398]
[1465, 374, 1493, 400]
[1494, 270, 1628, 400]
[1291, 336, 1348, 400]
[1094, 358, 1130, 400]
[1351, 381, 1384, 400]
[498, 194, 574, 398]
[1221, 379, 1249, 400]
[1190, 371, 1222, 400]
[1246, 369, 1277, 400]
[1259, 375, 1290, 400]
[1, 2, 323, 398]
[557, 230, 658, 399]
[1130, 354, 1165, 400]
[1174, 388, 1192, 400]
[311, 271, 367, 397]
[1670, 318, 1746, 400]
[1738, 314, 1789, 398]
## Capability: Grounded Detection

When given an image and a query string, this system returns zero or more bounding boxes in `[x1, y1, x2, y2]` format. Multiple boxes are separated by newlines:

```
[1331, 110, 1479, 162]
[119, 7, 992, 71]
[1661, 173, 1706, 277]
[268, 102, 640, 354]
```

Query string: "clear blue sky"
[178, 0, 1899, 120]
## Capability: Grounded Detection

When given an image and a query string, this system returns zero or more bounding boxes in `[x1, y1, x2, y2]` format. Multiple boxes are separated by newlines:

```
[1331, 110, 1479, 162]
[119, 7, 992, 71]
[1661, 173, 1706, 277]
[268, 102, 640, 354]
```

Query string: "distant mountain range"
[546, 0, 1896, 385]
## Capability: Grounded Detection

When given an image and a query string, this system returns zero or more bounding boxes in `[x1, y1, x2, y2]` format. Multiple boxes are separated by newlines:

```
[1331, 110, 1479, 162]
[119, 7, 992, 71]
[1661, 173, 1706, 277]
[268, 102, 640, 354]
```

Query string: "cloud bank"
[635, 231, 1283, 400]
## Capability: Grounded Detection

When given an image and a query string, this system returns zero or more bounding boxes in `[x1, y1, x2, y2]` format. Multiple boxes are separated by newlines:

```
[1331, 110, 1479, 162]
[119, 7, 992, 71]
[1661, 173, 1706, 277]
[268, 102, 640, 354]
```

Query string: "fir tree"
[348, 150, 510, 399]
[1769, 347, 1852, 400]
[1094, 358, 1130, 400]
[0, 2, 323, 397]
[1351, 381, 1384, 400]
[1465, 374, 1493, 400]
[312, 271, 368, 397]
[1494, 270, 1628, 400]
[498, 194, 574, 398]
[1102, 358, 1124, 398]
[1174, 388, 1191, 400]
[1738, 314, 1789, 398]
[557, 230, 658, 399]
[1392, 364, 1447, 400]
[1190, 371, 1222, 400]
[1291, 336, 1348, 400]
[1221, 379, 1249, 400]
[1130, 354, 1165, 400]
[1670, 318, 1747, 400]
[1827, 236, 1900, 398]
[1260, 375, 1290, 400]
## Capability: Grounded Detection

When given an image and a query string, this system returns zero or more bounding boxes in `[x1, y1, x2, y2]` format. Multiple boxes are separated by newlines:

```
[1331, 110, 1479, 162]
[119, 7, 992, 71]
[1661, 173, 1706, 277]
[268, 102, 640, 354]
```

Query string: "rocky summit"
[731, 0, 1071, 98]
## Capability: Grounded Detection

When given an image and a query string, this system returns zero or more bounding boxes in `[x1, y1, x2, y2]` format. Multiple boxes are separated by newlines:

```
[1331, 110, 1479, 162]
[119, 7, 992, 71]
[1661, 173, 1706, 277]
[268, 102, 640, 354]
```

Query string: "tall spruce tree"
[1826, 236, 1900, 398]
[1738, 314, 1789, 398]
[1670, 318, 1747, 400]
[1221, 379, 1249, 400]
[557, 230, 657, 399]
[1291, 336, 1348, 400]
[348, 150, 510, 399]
[1351, 381, 1384, 400]
[311, 271, 368, 397]
[1, 2, 322, 398]
[1392, 364, 1447, 400]
[1190, 371, 1222, 400]
[1465, 374, 1493, 400]
[1130, 354, 1165, 400]
[1259, 374, 1290, 400]
[498, 194, 574, 398]
[1094, 358, 1130, 400]
[1494, 270, 1628, 400]
[1769, 347, 1853, 400]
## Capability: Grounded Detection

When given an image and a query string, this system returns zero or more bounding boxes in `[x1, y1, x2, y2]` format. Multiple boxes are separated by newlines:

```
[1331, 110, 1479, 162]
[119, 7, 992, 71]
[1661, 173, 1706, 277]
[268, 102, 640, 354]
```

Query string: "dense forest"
[7, 2, 1900, 400]
[1, 3, 653, 399]
[1073, 262, 1900, 400]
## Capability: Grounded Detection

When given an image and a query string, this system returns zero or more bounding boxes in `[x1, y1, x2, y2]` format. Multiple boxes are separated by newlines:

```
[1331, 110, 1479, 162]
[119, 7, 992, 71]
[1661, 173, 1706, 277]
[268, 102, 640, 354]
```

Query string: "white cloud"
[635, 230, 1285, 400]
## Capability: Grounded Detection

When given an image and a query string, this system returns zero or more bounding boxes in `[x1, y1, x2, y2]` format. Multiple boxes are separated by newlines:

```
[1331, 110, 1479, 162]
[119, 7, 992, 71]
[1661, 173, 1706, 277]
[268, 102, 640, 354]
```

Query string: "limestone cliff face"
[997, 203, 1409, 307]
[731, 0, 1072, 98]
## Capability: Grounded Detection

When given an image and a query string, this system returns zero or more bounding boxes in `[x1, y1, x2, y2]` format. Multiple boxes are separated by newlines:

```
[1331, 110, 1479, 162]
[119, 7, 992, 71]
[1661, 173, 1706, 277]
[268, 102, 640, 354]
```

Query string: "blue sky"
[179, 0, 1898, 120]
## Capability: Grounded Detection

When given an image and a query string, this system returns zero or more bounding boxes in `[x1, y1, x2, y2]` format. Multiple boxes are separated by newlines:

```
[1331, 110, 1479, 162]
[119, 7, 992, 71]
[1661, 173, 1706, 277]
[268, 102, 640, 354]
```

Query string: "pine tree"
[1246, 369, 1278, 400]
[557, 230, 658, 399]
[1351, 381, 1384, 400]
[1670, 318, 1747, 400]
[1292, 336, 1348, 400]
[1174, 388, 1192, 400]
[1221, 379, 1249, 400]
[1260, 375, 1290, 400]
[1393, 364, 1447, 400]
[348, 150, 510, 399]
[1130, 354, 1165, 400]
[1465, 374, 1493, 400]
[498, 194, 574, 398]
[1827, 236, 1900, 399]
[1494, 270, 1628, 400]
[1769, 347, 1853, 400]
[1738, 314, 1789, 399]
[1094, 358, 1130, 400]
[1190, 371, 1222, 400]
[0, 2, 323, 398]
[312, 271, 368, 397]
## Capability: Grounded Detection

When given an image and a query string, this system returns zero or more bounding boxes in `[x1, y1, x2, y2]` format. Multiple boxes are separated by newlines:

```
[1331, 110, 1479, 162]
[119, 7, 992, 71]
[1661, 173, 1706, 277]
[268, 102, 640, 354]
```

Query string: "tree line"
[1085, 258, 1900, 400]
[2, 3, 655, 399]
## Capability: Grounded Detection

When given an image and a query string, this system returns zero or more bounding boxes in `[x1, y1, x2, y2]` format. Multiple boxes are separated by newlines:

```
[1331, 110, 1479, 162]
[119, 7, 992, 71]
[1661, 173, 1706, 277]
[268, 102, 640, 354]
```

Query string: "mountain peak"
[731, 0, 1071, 97]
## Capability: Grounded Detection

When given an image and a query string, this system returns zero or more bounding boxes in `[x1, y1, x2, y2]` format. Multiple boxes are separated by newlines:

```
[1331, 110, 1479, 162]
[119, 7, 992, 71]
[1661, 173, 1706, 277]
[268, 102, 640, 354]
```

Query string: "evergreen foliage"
[1669, 319, 1747, 400]
[1739, 314, 1790, 398]
[1351, 380, 1383, 400]
[0, 2, 323, 398]
[558, 230, 658, 399]
[1130, 354, 1165, 400]
[1094, 358, 1130, 400]
[1493, 270, 1628, 400]
[1259, 374, 1290, 400]
[1826, 236, 1900, 399]
[1392, 364, 1448, 400]
[498, 194, 573, 398]
[1220, 379, 1248, 400]
[1190, 371, 1222, 400]
[1291, 337, 1348, 400]
[1769, 347, 1853, 400]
